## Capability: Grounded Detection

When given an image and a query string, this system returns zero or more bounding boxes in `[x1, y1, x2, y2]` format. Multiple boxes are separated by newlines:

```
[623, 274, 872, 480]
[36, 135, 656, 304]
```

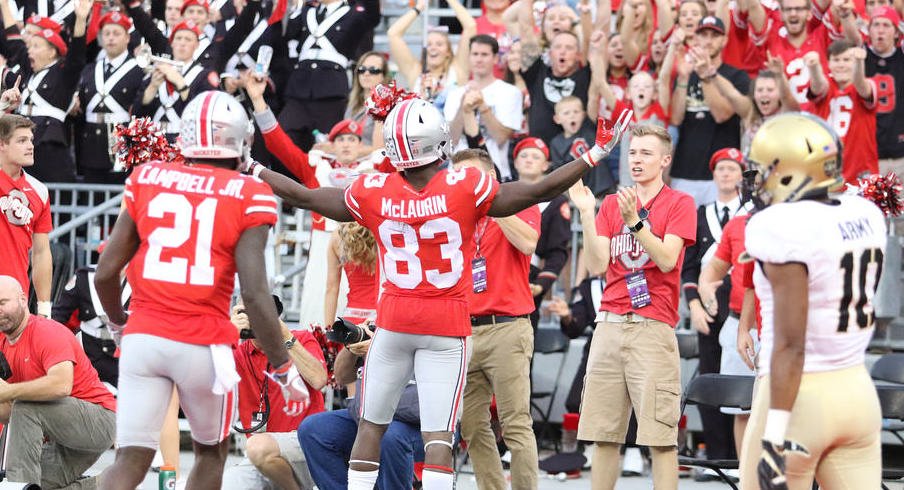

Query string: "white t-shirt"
[745, 194, 887, 375]
[443, 79, 523, 180]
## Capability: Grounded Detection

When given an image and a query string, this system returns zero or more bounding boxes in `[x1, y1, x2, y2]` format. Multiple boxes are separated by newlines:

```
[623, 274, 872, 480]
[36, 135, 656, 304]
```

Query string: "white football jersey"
[746, 195, 887, 375]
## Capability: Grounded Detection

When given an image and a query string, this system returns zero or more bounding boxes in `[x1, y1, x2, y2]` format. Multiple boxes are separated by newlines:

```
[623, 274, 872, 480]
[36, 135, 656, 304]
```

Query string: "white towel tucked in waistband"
[210, 344, 240, 395]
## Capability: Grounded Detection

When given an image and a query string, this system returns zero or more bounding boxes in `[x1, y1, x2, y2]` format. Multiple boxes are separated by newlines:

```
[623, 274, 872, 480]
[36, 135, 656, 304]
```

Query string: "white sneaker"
[582, 445, 593, 470]
[621, 447, 644, 476]
[500, 450, 512, 464]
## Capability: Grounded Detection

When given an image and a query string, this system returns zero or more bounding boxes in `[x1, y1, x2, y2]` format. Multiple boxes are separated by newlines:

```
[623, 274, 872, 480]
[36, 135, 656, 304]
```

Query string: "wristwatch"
[628, 220, 644, 233]
[284, 336, 297, 350]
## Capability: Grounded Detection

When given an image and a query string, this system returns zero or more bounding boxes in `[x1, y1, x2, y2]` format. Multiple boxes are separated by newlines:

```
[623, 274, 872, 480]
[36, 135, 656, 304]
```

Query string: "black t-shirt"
[522, 60, 591, 144]
[672, 63, 750, 181]
[865, 46, 904, 159]
[549, 120, 615, 195]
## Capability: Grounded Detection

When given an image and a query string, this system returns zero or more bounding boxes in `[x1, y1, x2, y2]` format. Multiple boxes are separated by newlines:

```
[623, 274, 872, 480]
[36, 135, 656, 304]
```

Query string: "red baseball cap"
[170, 20, 202, 42]
[99, 11, 133, 32]
[328, 119, 363, 142]
[33, 28, 67, 56]
[513, 137, 549, 160]
[26, 15, 62, 33]
[709, 147, 745, 172]
[181, 0, 210, 14]
[871, 5, 901, 27]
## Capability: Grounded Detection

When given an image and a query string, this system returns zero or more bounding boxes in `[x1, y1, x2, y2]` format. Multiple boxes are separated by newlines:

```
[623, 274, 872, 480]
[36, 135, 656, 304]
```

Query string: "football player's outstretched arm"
[94, 212, 141, 326]
[236, 225, 290, 368]
[253, 167, 354, 222]
[489, 110, 632, 217]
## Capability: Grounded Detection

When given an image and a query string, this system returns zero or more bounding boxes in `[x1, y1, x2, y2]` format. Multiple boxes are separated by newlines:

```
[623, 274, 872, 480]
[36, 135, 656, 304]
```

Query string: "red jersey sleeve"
[35, 321, 78, 371]
[261, 124, 317, 188]
[515, 205, 542, 234]
[714, 216, 743, 263]
[33, 193, 52, 234]
[240, 178, 279, 231]
[663, 191, 697, 246]
[469, 167, 500, 216]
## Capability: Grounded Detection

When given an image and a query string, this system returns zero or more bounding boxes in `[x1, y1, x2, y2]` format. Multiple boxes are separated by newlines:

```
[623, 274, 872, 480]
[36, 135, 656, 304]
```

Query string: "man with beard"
[0, 275, 116, 488]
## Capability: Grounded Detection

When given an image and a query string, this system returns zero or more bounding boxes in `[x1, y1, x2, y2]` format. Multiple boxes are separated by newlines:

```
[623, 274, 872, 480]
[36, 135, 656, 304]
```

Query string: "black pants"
[696, 281, 736, 460]
[278, 96, 348, 153]
[81, 332, 119, 387]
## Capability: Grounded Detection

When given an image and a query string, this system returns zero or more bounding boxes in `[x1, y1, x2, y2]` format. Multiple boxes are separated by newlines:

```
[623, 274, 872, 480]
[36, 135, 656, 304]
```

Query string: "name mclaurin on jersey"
[134, 166, 246, 199]
[838, 217, 877, 241]
[381, 195, 449, 219]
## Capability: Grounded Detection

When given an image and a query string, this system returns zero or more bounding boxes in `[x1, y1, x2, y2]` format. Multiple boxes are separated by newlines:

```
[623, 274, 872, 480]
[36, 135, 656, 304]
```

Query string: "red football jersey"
[124, 162, 279, 345]
[344, 167, 499, 337]
[752, 19, 831, 103]
[807, 78, 879, 183]
[713, 215, 749, 313]
[0, 170, 52, 294]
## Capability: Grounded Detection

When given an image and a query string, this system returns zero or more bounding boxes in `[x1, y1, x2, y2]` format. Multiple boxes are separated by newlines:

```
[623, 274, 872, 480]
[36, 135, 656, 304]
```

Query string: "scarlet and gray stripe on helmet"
[389, 99, 415, 165]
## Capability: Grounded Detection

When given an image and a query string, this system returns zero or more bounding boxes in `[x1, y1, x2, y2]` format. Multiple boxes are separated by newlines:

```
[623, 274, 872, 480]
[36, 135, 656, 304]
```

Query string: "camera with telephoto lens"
[0, 351, 12, 380]
[327, 317, 375, 345]
[238, 295, 284, 340]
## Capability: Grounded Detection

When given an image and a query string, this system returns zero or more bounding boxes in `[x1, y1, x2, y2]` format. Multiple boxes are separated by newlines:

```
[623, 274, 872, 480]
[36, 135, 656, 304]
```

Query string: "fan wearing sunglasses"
[347, 51, 392, 152]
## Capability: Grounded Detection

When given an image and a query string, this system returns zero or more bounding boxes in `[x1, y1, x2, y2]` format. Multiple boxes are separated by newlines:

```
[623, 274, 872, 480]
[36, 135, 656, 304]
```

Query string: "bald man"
[0, 275, 116, 489]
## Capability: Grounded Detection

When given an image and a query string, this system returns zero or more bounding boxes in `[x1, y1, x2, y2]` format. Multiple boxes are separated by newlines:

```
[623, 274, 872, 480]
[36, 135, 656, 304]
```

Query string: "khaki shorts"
[577, 314, 681, 447]
[739, 365, 881, 490]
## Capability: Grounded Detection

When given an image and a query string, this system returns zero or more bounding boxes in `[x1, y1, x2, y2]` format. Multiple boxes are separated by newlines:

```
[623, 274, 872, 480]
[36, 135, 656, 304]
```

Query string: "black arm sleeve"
[51, 270, 85, 324]
[128, 2, 171, 55]
[681, 206, 706, 303]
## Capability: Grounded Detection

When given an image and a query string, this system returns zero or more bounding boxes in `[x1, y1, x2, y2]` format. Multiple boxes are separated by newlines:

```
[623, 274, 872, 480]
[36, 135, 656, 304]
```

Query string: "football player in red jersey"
[94, 91, 310, 490]
[246, 87, 632, 489]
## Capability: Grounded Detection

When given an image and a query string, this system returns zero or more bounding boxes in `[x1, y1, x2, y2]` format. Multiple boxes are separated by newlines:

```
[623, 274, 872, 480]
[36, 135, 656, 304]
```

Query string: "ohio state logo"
[610, 223, 659, 269]
[1, 189, 34, 226]
[569, 138, 589, 160]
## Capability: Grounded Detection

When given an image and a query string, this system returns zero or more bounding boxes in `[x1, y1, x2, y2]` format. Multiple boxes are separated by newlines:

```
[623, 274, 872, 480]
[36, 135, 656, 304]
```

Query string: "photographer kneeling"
[223, 300, 328, 490]
[0, 275, 116, 488]
[298, 324, 424, 489]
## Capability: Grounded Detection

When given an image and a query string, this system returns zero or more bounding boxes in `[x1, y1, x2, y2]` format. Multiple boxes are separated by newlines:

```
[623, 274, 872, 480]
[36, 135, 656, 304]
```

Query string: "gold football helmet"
[747, 112, 844, 206]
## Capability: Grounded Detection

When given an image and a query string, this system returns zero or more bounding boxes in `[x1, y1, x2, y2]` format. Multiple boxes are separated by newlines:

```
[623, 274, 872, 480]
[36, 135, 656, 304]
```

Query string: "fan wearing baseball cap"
[13, 0, 91, 183]
[671, 15, 750, 206]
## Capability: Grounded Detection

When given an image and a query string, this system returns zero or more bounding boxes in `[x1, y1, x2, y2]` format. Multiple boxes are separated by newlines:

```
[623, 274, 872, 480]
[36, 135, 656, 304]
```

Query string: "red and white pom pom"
[854, 172, 903, 217]
[113, 117, 183, 170]
[365, 81, 418, 122]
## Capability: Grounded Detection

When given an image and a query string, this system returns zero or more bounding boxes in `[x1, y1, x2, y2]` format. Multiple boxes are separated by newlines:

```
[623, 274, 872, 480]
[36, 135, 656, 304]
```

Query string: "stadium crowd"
[0, 0, 902, 487]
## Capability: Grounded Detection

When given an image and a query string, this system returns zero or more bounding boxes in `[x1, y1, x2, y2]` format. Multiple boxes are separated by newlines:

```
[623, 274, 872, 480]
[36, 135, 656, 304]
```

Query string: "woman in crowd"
[387, 0, 474, 103]
[324, 222, 378, 329]
[345, 51, 391, 151]
[618, 0, 674, 72]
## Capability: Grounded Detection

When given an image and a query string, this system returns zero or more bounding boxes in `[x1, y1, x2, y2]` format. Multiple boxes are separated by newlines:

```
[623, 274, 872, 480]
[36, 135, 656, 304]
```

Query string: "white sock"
[421, 469, 454, 490]
[347, 469, 379, 490]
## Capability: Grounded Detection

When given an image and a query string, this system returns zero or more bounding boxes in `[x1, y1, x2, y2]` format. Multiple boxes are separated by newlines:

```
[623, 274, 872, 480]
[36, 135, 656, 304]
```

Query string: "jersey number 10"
[837, 247, 884, 332]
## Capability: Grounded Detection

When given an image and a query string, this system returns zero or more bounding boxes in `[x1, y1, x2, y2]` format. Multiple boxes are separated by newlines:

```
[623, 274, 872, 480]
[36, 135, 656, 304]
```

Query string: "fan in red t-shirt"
[0, 275, 116, 487]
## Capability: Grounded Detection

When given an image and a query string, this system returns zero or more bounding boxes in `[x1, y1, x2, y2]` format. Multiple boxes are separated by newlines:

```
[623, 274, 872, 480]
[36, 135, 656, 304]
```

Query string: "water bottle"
[561, 412, 579, 453]
[158, 465, 176, 490]
[312, 129, 328, 144]
[254, 45, 273, 76]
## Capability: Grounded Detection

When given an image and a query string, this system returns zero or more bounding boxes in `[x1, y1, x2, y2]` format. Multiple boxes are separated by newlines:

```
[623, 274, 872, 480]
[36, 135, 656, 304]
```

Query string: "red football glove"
[581, 108, 634, 168]
[266, 361, 310, 417]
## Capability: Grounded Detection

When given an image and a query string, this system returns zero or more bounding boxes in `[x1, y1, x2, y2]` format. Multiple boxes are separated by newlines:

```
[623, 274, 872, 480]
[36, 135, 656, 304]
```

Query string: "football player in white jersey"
[740, 112, 887, 490]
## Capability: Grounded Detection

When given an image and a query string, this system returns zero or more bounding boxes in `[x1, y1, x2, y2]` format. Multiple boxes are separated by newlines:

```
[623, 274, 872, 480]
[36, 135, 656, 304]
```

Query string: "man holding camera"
[223, 302, 328, 490]
[0, 275, 116, 488]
